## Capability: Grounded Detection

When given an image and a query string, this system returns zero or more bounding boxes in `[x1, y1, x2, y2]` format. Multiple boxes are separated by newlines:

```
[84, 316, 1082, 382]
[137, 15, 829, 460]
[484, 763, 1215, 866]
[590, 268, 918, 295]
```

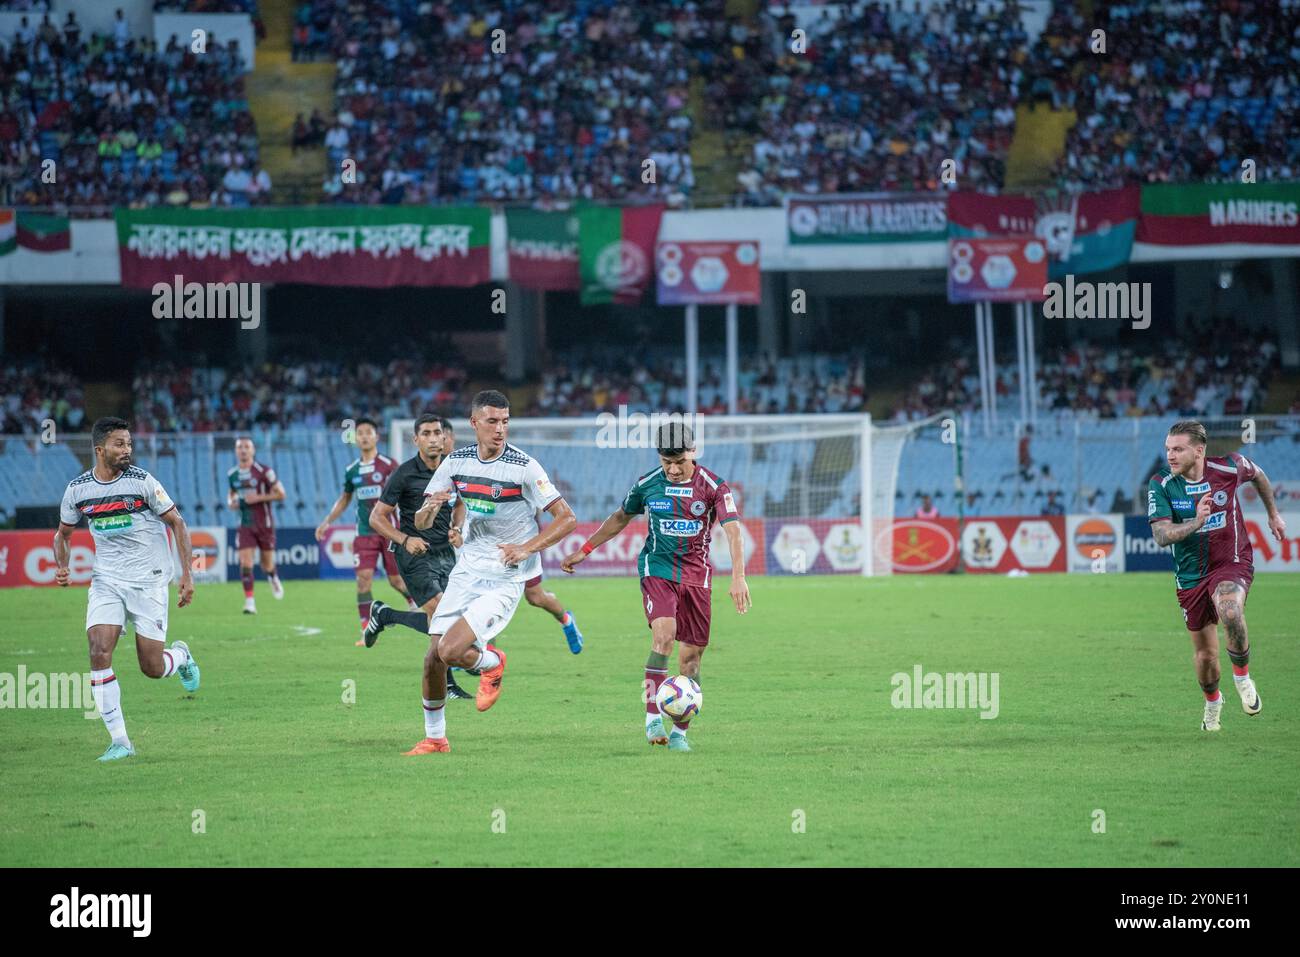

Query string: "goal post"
[388, 412, 957, 576]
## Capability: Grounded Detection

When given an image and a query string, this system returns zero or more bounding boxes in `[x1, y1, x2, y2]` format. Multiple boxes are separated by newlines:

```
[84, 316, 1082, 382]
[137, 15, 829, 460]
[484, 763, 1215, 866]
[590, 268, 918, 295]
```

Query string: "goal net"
[390, 412, 956, 576]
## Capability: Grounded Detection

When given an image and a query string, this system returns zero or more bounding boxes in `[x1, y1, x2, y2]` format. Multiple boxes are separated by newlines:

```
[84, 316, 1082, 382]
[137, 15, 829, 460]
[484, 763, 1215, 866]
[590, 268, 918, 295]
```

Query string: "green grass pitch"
[3, 573, 1298, 867]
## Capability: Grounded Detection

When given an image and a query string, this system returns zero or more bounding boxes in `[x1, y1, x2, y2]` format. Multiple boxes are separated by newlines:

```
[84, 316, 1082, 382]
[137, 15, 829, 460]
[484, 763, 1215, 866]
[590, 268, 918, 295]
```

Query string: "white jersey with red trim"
[424, 443, 560, 583]
[59, 466, 176, 585]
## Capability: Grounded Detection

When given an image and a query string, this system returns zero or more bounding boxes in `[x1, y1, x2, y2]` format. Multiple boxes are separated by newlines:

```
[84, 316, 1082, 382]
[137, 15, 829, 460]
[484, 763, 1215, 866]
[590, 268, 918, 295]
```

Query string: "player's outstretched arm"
[316, 491, 352, 540]
[159, 507, 195, 607]
[561, 507, 633, 573]
[1250, 466, 1287, 542]
[53, 523, 76, 586]
[724, 520, 752, 614]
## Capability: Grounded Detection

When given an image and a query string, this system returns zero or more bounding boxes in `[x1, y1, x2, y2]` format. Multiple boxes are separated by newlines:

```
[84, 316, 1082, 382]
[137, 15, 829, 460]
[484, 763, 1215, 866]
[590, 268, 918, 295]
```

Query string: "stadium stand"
[0, 16, 261, 211]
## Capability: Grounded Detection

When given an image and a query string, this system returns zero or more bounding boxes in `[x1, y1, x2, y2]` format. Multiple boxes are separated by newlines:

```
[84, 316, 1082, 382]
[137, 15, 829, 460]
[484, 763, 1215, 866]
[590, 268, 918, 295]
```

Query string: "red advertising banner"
[883, 518, 960, 574]
[0, 529, 97, 587]
[947, 237, 1048, 303]
[959, 516, 1067, 573]
[656, 241, 761, 305]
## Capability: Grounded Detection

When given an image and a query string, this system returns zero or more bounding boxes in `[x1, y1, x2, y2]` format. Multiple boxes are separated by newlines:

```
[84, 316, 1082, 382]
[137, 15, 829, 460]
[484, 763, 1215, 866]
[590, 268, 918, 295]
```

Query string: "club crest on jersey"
[659, 519, 703, 537]
[648, 499, 673, 513]
[1212, 490, 1228, 506]
[690, 500, 707, 516]
[491, 483, 503, 500]
[1203, 512, 1226, 531]
[664, 486, 692, 498]
[1185, 481, 1210, 494]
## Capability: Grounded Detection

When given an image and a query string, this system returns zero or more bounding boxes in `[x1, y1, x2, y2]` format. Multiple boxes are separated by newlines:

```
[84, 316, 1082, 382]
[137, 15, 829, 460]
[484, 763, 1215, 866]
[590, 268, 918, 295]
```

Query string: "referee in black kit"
[363, 412, 472, 699]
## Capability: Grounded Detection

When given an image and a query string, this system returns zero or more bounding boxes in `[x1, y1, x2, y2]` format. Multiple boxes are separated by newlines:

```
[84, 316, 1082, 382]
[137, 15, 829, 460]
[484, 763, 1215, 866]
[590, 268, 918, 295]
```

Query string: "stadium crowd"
[734, 0, 1025, 204]
[887, 332, 1281, 423]
[0, 359, 88, 435]
[0, 13, 263, 212]
[130, 358, 469, 432]
[1040, 0, 1300, 189]
[299, 0, 739, 205]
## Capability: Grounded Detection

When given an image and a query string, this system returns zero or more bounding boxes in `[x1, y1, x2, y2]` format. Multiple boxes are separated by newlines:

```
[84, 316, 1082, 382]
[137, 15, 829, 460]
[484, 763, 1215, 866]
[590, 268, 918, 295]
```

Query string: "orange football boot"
[403, 737, 451, 755]
[475, 647, 507, 712]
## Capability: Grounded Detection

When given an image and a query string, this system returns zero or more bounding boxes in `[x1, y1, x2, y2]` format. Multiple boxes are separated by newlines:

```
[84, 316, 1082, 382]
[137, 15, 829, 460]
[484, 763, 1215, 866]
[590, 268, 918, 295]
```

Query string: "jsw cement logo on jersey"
[659, 519, 704, 537]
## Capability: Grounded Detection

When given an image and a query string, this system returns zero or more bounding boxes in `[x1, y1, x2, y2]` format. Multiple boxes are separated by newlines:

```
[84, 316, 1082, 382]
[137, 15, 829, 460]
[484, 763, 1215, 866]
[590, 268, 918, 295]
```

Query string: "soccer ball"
[656, 676, 702, 723]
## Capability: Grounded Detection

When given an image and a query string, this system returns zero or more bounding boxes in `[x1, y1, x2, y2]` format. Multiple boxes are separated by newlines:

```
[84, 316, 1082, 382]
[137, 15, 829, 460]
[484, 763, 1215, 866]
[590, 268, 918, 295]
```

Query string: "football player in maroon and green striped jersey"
[561, 422, 751, 751]
[1148, 420, 1286, 731]
[316, 418, 418, 646]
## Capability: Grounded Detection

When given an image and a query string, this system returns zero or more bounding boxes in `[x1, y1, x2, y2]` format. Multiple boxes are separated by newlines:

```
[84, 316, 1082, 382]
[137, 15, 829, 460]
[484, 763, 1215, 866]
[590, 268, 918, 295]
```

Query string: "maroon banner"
[114, 206, 492, 289]
[959, 516, 1067, 573]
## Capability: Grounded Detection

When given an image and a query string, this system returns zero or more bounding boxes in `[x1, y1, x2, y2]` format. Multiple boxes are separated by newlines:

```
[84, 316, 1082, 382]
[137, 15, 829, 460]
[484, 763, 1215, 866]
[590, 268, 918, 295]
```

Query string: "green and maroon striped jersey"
[343, 453, 398, 536]
[227, 461, 277, 530]
[621, 464, 740, 589]
[1148, 453, 1257, 589]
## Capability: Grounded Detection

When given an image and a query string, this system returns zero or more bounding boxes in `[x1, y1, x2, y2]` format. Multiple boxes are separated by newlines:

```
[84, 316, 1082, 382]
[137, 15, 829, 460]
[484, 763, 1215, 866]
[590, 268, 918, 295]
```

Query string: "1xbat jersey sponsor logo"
[658, 519, 703, 537]
[50, 887, 151, 937]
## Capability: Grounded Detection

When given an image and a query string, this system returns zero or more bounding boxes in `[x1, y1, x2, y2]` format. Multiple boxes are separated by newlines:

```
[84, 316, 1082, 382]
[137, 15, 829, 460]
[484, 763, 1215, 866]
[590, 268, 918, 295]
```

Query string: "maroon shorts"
[525, 573, 542, 589]
[353, 534, 400, 577]
[1177, 564, 1253, 631]
[640, 576, 712, 647]
[236, 525, 275, 552]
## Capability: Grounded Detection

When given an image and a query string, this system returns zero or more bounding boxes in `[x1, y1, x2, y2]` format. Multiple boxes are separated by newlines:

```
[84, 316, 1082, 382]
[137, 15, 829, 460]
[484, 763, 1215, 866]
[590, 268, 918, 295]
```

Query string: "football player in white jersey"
[401, 391, 576, 754]
[55, 417, 200, 762]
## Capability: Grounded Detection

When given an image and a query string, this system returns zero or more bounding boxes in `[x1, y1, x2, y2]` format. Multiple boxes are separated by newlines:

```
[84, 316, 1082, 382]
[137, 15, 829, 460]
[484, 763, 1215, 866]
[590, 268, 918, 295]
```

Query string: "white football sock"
[474, 648, 501, 672]
[91, 669, 129, 745]
[423, 698, 446, 739]
[1233, 671, 1251, 686]
[160, 645, 189, 677]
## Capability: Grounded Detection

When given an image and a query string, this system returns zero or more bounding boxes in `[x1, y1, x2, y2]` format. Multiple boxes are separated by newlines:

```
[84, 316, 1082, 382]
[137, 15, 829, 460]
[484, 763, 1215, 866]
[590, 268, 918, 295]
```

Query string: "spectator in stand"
[915, 494, 939, 518]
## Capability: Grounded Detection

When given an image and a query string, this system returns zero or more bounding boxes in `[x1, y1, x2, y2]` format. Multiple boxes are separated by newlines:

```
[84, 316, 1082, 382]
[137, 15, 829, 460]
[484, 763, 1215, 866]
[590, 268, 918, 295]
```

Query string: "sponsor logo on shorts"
[664, 486, 693, 498]
[659, 519, 703, 537]
[648, 499, 673, 513]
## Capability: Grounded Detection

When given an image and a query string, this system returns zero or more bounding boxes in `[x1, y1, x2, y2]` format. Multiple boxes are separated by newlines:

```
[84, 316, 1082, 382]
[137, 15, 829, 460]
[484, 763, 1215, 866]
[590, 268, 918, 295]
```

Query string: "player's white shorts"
[86, 578, 169, 641]
[428, 566, 524, 648]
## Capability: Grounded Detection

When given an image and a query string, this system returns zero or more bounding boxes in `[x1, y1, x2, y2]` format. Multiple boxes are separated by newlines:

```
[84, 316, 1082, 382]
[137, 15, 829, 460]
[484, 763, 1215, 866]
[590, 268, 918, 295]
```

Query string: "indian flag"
[0, 209, 15, 256]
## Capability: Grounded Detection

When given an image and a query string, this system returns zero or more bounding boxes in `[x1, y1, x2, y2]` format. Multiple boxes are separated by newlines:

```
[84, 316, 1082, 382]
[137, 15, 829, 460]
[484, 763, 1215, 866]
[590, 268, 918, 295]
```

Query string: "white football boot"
[270, 576, 285, 600]
[1234, 677, 1261, 716]
[243, 596, 257, 615]
[1202, 694, 1223, 732]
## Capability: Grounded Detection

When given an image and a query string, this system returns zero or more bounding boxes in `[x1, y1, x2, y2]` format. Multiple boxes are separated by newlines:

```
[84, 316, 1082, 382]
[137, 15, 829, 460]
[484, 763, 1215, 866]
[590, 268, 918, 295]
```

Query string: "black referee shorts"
[393, 545, 457, 607]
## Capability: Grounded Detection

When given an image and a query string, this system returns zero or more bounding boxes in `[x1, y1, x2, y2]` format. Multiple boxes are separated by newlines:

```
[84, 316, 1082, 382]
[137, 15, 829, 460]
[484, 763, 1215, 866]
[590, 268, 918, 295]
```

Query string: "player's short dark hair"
[1168, 420, 1208, 447]
[354, 417, 379, 432]
[413, 413, 442, 435]
[439, 417, 454, 433]
[656, 419, 695, 457]
[472, 390, 509, 415]
[91, 416, 130, 448]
